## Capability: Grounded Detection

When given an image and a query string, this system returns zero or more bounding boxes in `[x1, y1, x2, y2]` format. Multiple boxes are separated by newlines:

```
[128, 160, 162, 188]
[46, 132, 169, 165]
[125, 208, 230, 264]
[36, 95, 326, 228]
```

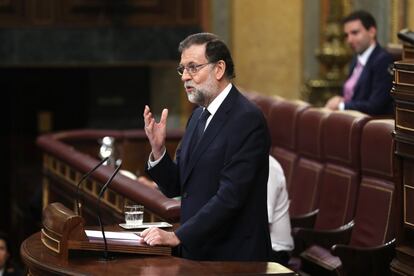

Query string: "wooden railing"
[37, 129, 183, 225]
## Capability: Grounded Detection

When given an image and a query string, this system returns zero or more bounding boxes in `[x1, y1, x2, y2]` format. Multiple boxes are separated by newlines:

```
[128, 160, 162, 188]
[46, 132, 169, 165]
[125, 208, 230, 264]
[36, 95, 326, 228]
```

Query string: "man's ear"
[215, 60, 226, 80]
[368, 26, 377, 40]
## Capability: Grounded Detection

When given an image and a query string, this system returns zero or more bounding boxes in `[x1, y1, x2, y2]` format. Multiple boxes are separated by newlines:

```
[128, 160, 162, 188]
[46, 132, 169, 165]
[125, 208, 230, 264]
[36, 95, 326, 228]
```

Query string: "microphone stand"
[97, 161, 122, 261]
[76, 157, 109, 216]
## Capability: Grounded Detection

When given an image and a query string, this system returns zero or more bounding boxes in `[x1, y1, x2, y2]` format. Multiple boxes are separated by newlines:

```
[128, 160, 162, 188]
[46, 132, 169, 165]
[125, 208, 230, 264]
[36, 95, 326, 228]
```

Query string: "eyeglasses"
[177, 62, 214, 76]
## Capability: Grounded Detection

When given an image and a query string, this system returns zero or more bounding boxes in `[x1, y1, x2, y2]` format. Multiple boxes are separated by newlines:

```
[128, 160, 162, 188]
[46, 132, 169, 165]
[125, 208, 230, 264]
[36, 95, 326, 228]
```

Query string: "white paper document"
[119, 222, 172, 230]
[85, 230, 142, 241]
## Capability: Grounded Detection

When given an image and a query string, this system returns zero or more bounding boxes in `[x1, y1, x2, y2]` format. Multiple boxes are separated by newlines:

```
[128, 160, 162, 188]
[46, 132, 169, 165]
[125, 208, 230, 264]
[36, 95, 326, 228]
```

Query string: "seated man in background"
[267, 156, 294, 266]
[325, 10, 394, 115]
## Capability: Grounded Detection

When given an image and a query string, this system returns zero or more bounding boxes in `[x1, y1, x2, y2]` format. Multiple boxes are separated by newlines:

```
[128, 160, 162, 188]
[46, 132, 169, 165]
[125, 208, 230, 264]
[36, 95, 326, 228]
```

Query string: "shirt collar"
[205, 83, 232, 116]
[357, 43, 376, 66]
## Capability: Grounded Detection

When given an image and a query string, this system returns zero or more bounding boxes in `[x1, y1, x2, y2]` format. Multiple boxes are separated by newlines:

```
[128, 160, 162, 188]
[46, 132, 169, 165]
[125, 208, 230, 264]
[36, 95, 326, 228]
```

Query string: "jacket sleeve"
[345, 52, 393, 115]
[145, 109, 200, 198]
[145, 152, 181, 198]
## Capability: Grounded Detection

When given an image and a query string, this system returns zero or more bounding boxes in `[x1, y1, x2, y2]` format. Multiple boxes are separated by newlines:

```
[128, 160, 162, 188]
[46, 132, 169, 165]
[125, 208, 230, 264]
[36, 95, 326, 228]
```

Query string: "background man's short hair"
[342, 10, 377, 30]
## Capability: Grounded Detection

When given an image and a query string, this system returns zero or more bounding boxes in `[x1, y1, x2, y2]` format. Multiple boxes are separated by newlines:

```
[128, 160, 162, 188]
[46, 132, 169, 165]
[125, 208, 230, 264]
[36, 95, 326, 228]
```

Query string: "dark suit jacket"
[147, 85, 272, 261]
[344, 44, 394, 115]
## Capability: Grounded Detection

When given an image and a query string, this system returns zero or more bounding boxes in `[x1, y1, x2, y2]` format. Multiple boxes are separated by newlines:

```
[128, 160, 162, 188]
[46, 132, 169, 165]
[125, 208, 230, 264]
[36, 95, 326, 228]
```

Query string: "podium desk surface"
[21, 232, 296, 275]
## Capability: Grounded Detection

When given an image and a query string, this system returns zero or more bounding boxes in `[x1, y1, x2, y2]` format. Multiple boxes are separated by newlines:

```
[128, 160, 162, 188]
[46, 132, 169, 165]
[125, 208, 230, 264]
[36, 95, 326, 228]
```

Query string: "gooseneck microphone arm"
[97, 160, 122, 261]
[75, 157, 109, 216]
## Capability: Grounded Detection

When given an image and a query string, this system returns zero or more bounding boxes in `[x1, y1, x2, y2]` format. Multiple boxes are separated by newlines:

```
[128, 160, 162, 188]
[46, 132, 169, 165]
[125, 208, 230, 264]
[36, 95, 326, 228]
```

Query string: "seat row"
[245, 92, 397, 276]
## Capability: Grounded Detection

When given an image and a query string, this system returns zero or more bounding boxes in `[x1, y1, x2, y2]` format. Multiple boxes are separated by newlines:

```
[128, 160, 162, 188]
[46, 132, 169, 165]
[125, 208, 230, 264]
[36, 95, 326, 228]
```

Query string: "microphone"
[76, 157, 110, 216]
[97, 160, 122, 261]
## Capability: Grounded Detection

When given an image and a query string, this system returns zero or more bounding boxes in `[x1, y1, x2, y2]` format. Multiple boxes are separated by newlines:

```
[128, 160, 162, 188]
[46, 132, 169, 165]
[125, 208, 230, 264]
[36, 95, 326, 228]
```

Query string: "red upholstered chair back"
[289, 108, 331, 216]
[314, 111, 371, 230]
[244, 91, 279, 120]
[268, 99, 310, 191]
[350, 119, 396, 247]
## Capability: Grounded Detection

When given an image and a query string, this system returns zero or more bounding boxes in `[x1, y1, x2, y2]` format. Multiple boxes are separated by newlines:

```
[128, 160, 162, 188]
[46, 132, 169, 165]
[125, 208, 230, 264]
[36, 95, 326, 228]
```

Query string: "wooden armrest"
[294, 221, 354, 250]
[290, 209, 319, 229]
[331, 239, 396, 276]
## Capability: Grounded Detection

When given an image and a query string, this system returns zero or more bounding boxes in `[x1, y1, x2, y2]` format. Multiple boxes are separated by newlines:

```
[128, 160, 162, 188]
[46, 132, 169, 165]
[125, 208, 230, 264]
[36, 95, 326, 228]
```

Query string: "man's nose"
[346, 35, 353, 45]
[181, 70, 192, 82]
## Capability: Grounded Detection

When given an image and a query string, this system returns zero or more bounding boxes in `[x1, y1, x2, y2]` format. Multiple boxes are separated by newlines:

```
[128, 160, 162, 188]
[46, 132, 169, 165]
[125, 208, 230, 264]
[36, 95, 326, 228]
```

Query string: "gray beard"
[185, 72, 220, 107]
[187, 89, 206, 106]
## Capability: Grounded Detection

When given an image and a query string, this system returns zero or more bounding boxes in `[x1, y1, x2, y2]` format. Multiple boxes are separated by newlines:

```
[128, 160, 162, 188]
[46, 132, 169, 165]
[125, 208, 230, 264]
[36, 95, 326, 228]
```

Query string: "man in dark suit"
[325, 10, 394, 115]
[141, 33, 272, 261]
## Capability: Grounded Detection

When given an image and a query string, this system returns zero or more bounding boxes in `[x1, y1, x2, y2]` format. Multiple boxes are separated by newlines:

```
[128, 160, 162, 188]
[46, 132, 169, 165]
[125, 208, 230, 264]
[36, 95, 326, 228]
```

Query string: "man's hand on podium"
[140, 227, 180, 247]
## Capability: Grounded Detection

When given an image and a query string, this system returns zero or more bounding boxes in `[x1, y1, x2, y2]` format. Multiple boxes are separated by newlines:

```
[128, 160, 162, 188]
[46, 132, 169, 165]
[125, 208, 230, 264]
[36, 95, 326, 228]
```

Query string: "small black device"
[398, 29, 414, 45]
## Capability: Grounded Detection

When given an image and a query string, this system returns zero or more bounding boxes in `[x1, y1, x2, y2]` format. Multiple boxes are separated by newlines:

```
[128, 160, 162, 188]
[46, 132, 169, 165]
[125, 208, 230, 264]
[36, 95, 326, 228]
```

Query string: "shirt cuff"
[147, 148, 166, 169]
[338, 101, 345, 111]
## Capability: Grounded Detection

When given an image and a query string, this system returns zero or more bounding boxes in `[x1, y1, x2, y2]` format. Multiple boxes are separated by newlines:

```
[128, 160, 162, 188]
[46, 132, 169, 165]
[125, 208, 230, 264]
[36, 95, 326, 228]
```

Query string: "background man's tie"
[343, 61, 364, 103]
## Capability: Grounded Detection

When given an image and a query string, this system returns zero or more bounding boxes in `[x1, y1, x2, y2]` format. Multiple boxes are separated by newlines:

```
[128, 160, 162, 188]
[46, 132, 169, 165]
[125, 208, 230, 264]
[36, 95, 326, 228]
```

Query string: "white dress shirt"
[268, 155, 294, 252]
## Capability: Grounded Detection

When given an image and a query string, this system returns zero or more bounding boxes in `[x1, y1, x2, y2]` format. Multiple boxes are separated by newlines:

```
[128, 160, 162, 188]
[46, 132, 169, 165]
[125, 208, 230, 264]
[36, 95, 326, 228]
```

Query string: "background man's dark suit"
[147, 86, 272, 261]
[345, 44, 394, 115]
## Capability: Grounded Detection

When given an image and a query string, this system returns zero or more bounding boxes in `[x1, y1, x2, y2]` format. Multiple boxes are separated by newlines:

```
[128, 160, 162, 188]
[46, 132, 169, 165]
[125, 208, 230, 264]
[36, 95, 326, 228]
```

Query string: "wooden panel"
[403, 44, 414, 60]
[394, 61, 414, 73]
[405, 188, 414, 227]
[0, 0, 26, 25]
[396, 107, 414, 132]
[396, 141, 414, 159]
[58, 0, 195, 27]
[393, 85, 414, 101]
[29, 0, 55, 25]
[392, 46, 414, 275]
[395, 69, 414, 86]
[403, 160, 414, 188]
[21, 232, 296, 276]
[0, 0, 203, 27]
[404, 160, 414, 228]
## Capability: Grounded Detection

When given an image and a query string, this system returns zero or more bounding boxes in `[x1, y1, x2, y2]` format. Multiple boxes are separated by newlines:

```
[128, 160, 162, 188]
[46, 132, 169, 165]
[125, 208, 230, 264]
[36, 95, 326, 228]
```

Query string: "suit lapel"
[179, 107, 203, 176]
[181, 87, 238, 187]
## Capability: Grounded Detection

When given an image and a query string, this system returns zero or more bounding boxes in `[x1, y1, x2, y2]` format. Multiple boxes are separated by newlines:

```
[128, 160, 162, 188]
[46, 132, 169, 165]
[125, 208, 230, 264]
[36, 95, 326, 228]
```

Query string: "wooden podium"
[40, 202, 171, 260]
[21, 203, 297, 275]
[21, 231, 296, 275]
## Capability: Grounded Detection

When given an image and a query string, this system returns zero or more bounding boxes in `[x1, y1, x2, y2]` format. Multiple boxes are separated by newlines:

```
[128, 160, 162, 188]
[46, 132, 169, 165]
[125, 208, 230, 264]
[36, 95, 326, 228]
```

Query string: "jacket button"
[182, 192, 188, 198]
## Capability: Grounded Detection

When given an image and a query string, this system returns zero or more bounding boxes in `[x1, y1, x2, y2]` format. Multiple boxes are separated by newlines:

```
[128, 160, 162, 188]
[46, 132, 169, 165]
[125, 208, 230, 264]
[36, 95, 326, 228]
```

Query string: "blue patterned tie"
[188, 109, 211, 155]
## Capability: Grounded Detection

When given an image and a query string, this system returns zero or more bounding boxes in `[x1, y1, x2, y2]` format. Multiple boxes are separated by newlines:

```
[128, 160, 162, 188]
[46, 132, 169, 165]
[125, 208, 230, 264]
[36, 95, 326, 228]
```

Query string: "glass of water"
[124, 204, 144, 226]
